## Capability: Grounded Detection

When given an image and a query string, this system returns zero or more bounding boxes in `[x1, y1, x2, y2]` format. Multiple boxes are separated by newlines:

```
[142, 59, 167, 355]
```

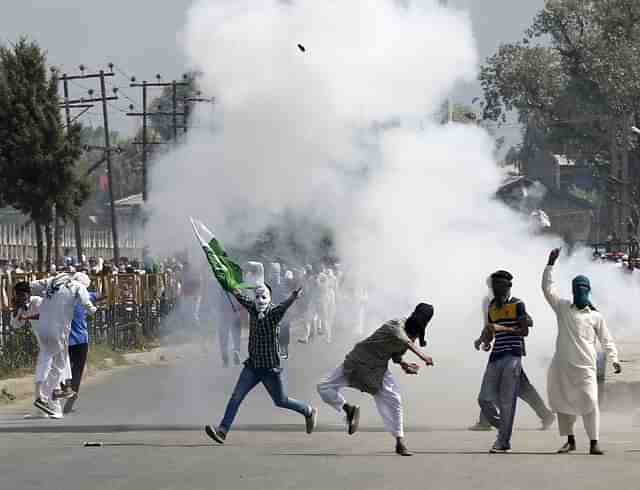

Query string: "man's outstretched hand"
[548, 248, 561, 266]
[401, 362, 420, 375]
[292, 287, 303, 299]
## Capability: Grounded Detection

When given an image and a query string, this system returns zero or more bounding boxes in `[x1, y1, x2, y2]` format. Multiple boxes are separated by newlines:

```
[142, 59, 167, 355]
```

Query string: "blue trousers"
[478, 354, 522, 448]
[219, 365, 311, 433]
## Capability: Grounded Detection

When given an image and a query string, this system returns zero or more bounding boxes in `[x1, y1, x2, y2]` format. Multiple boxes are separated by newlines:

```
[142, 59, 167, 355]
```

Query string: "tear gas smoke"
[144, 0, 640, 423]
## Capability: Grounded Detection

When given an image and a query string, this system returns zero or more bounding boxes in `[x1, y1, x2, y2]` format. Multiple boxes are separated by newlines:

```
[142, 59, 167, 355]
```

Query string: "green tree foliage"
[0, 38, 89, 269]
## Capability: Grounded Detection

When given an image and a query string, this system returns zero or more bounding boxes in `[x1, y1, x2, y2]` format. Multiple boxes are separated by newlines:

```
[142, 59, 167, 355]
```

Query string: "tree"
[148, 71, 202, 141]
[479, 0, 640, 237]
[0, 38, 88, 269]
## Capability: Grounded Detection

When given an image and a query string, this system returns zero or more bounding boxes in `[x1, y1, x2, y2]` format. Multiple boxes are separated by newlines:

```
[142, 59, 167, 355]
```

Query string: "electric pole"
[59, 66, 121, 263]
[128, 75, 212, 201]
[60, 75, 94, 262]
[183, 93, 214, 134]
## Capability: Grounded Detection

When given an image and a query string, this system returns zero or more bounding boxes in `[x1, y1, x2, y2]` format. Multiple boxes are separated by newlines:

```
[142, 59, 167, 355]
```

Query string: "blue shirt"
[69, 292, 97, 346]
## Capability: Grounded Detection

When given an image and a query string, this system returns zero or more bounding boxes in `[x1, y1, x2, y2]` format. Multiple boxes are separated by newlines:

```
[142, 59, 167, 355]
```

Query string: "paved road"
[2, 332, 640, 490]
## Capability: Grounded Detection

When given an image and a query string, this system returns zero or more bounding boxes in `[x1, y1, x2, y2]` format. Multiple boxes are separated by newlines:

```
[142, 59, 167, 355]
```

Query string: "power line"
[112, 63, 135, 82]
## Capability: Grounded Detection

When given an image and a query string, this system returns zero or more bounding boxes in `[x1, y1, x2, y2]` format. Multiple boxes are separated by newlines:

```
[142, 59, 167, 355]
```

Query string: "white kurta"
[30, 275, 97, 401]
[542, 266, 619, 415]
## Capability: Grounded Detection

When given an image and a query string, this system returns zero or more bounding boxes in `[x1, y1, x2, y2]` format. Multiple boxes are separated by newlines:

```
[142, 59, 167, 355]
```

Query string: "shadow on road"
[272, 450, 560, 456]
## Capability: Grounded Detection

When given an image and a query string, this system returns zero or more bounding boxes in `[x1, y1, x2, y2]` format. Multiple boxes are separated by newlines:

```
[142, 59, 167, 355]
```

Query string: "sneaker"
[305, 407, 318, 434]
[489, 444, 511, 453]
[395, 440, 413, 456]
[468, 421, 493, 431]
[204, 425, 226, 444]
[34, 398, 56, 416]
[557, 442, 576, 454]
[297, 338, 309, 344]
[232, 351, 242, 366]
[344, 404, 360, 435]
[541, 413, 555, 430]
[49, 399, 64, 419]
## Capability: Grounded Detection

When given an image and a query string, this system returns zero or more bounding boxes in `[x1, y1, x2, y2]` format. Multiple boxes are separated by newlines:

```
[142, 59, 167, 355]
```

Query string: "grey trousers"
[478, 369, 551, 424]
[478, 354, 522, 448]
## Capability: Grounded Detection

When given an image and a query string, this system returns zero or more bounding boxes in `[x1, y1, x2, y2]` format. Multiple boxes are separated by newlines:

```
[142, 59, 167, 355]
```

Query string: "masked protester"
[471, 277, 555, 432]
[298, 266, 320, 344]
[205, 283, 317, 445]
[28, 273, 97, 418]
[317, 303, 435, 456]
[543, 248, 622, 455]
[477, 270, 530, 453]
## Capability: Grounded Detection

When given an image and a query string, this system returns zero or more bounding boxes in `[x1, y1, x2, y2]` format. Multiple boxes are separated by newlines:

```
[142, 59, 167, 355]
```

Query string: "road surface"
[2, 331, 639, 490]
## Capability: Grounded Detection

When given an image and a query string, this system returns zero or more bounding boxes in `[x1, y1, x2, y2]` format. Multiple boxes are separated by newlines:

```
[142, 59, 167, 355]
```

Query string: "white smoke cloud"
[146, 0, 639, 398]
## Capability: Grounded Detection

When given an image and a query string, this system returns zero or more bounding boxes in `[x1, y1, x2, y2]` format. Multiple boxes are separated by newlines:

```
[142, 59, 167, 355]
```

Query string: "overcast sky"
[2, 0, 543, 138]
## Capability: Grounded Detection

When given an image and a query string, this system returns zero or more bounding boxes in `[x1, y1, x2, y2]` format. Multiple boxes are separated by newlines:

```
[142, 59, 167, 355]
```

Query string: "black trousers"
[68, 343, 89, 394]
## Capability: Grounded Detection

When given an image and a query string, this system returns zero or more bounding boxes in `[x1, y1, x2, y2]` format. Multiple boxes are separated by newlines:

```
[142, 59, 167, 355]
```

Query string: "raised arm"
[269, 288, 303, 323]
[231, 288, 256, 312]
[542, 248, 562, 311]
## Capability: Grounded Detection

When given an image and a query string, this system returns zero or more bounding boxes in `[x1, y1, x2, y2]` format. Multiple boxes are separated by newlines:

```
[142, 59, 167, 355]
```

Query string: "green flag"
[190, 218, 253, 292]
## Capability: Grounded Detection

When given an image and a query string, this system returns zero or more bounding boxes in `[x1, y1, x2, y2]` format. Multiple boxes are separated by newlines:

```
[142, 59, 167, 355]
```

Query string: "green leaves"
[0, 37, 87, 223]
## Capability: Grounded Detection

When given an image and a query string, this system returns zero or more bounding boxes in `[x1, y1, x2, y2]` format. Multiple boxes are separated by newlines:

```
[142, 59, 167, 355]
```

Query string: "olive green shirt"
[343, 319, 410, 395]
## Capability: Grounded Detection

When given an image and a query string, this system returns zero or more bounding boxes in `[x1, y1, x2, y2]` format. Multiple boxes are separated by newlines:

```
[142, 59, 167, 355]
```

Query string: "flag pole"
[190, 217, 239, 312]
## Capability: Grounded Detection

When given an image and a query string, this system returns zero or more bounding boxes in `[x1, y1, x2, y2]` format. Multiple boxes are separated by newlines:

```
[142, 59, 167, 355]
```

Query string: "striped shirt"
[488, 297, 527, 362]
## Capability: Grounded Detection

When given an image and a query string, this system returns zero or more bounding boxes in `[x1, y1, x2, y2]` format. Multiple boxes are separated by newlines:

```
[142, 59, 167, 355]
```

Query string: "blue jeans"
[478, 354, 522, 448]
[219, 365, 311, 433]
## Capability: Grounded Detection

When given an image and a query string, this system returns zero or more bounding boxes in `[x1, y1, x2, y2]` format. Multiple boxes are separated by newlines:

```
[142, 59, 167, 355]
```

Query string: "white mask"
[254, 285, 271, 315]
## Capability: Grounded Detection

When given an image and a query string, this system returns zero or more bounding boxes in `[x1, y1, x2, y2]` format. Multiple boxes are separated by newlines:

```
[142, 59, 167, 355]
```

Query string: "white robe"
[542, 266, 619, 415]
[29, 275, 97, 401]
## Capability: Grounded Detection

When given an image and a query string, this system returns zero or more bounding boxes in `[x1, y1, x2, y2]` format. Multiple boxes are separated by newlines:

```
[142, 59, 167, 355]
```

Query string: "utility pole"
[99, 69, 121, 263]
[183, 94, 214, 134]
[60, 75, 94, 263]
[60, 67, 121, 263]
[128, 76, 211, 201]
[172, 81, 178, 141]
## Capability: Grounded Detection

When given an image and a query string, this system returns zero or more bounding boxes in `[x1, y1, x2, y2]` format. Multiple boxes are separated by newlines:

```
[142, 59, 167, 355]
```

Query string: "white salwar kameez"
[30, 275, 97, 406]
[317, 365, 404, 438]
[542, 266, 619, 439]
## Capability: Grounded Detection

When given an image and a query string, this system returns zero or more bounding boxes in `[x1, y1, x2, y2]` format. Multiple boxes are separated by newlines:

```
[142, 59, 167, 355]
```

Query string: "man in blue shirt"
[63, 272, 98, 414]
